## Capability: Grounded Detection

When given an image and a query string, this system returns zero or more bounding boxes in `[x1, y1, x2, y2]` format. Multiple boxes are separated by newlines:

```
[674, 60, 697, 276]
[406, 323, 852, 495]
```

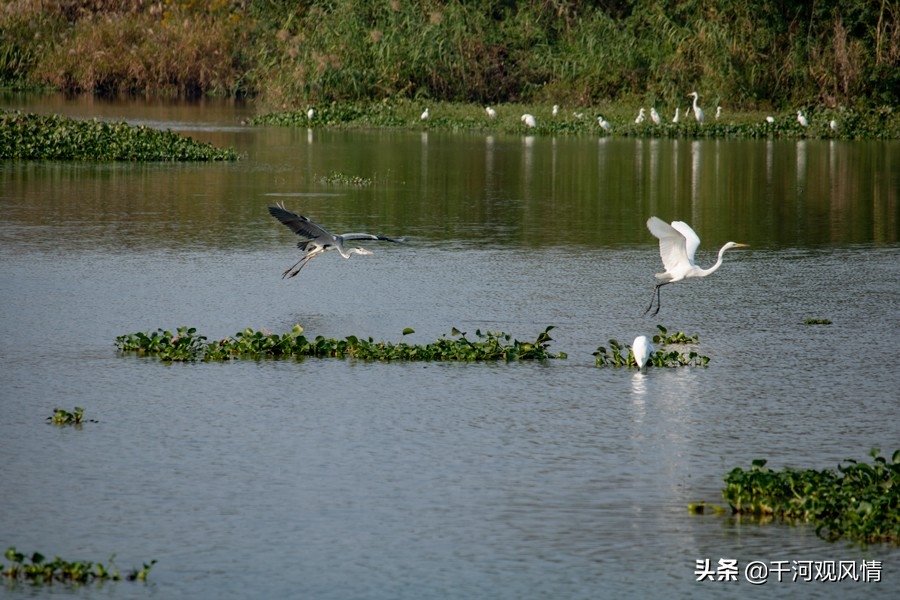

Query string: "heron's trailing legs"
[644, 282, 668, 316]
[281, 252, 319, 279]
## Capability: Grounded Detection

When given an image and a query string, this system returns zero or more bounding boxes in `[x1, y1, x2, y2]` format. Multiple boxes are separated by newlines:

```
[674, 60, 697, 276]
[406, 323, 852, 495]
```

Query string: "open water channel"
[1, 94, 898, 599]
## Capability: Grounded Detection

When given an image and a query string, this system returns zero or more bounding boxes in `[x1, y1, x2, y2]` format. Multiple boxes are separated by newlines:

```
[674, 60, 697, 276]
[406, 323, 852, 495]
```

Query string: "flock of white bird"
[304, 94, 836, 134]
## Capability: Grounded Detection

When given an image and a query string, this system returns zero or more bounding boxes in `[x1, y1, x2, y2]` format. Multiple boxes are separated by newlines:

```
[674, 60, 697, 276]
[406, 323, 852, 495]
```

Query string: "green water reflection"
[2, 120, 897, 251]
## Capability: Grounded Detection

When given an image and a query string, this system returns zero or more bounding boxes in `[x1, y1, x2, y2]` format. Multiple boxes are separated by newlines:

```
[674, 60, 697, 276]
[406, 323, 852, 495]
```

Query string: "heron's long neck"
[692, 95, 699, 110]
[699, 245, 729, 276]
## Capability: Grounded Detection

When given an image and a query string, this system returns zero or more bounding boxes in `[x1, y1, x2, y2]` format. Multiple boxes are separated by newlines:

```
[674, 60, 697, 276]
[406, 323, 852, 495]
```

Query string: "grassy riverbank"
[1, 1, 897, 112]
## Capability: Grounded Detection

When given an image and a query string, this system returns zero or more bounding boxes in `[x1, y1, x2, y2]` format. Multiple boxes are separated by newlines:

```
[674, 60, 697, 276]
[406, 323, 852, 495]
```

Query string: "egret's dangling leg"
[644, 282, 670, 316]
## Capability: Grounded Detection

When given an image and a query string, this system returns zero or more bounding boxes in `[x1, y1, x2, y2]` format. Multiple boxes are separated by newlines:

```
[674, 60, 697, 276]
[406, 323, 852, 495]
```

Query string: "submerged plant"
[716, 448, 900, 545]
[2, 547, 156, 584]
[593, 324, 709, 368]
[117, 325, 566, 362]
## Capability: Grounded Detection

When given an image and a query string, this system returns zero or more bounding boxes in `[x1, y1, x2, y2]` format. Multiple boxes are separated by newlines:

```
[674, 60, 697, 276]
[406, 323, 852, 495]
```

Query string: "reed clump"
[1, 1, 897, 110]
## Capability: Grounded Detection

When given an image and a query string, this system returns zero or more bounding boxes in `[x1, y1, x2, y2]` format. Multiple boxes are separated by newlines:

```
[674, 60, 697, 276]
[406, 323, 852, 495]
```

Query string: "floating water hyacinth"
[593, 324, 709, 368]
[116, 325, 567, 362]
[2, 547, 156, 584]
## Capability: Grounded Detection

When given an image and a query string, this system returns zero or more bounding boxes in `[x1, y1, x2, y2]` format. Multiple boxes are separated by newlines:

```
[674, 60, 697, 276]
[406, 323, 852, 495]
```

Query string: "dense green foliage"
[722, 449, 900, 545]
[2, 547, 155, 584]
[593, 324, 710, 368]
[115, 325, 566, 362]
[0, 111, 239, 161]
[1, 1, 896, 109]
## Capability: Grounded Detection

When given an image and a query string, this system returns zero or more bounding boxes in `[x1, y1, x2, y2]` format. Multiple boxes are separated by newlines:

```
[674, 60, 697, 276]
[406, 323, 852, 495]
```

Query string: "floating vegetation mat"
[692, 449, 900, 545]
[115, 325, 566, 362]
[0, 110, 239, 161]
[46, 406, 97, 426]
[593, 324, 709, 368]
[2, 547, 155, 584]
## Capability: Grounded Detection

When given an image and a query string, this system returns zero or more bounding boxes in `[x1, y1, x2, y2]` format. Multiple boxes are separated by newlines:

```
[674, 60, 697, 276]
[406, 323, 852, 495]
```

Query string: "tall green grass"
[1, 1, 897, 109]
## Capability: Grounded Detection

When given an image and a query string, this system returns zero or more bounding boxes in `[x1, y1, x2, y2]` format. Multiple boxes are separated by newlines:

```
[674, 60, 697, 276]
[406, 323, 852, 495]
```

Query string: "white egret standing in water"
[644, 216, 749, 315]
[632, 336, 653, 370]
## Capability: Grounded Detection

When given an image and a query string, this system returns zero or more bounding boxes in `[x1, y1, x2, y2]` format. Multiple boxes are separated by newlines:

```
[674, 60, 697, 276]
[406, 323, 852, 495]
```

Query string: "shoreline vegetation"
[2, 2, 897, 112]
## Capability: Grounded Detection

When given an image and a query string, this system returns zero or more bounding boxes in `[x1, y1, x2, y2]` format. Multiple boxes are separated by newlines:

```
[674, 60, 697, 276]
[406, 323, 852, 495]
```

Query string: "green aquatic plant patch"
[116, 325, 566, 362]
[804, 318, 832, 325]
[593, 324, 709, 368]
[0, 111, 238, 161]
[715, 449, 900, 545]
[47, 407, 96, 426]
[320, 170, 373, 186]
[2, 547, 156, 584]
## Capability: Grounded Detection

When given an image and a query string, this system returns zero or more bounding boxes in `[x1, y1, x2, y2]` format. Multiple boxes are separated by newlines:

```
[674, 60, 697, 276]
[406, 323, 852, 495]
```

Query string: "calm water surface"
[1, 95, 898, 599]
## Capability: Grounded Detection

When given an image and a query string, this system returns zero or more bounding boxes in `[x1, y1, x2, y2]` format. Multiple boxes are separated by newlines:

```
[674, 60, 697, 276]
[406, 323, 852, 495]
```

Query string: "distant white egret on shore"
[420, 108, 429, 120]
[829, 118, 838, 131]
[597, 115, 612, 132]
[715, 106, 722, 120]
[650, 107, 661, 124]
[635, 108, 646, 124]
[797, 110, 808, 127]
[307, 107, 315, 120]
[688, 92, 704, 124]
[521, 114, 536, 128]
[552, 104, 559, 117]
[485, 106, 496, 119]
[766, 116, 775, 123]
[672, 107, 680, 123]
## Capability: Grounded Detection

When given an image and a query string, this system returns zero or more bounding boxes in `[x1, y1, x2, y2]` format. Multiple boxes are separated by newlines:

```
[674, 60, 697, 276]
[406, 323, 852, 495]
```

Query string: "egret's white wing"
[646, 217, 690, 274]
[670, 221, 701, 262]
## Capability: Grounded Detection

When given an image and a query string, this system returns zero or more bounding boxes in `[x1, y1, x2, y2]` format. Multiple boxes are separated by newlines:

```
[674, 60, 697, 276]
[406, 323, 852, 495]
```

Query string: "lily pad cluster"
[0, 110, 238, 161]
[2, 547, 155, 584]
[716, 449, 900, 545]
[115, 325, 566, 362]
[593, 324, 709, 368]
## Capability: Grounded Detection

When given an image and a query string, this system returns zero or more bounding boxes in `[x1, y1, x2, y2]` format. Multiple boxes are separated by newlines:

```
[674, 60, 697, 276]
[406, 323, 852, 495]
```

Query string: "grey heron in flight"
[644, 216, 748, 315]
[268, 204, 405, 278]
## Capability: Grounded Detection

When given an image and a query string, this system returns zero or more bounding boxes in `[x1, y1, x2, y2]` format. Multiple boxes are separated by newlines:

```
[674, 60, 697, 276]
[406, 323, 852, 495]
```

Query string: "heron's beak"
[734, 243, 750, 248]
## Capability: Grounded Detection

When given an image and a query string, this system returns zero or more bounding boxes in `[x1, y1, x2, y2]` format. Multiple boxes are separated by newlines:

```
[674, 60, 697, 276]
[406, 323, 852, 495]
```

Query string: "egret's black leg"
[644, 283, 667, 316]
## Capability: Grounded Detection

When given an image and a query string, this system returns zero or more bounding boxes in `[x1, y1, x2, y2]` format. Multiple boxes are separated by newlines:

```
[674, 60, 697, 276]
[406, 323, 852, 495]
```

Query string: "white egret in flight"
[797, 110, 808, 127]
[644, 217, 749, 315]
[521, 113, 536, 127]
[632, 335, 653, 370]
[268, 204, 405, 278]
[688, 92, 704, 124]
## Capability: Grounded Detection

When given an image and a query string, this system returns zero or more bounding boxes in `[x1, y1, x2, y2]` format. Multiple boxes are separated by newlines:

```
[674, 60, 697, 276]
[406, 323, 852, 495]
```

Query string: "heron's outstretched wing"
[670, 221, 701, 262]
[647, 217, 690, 274]
[268, 204, 335, 242]
[341, 233, 406, 244]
